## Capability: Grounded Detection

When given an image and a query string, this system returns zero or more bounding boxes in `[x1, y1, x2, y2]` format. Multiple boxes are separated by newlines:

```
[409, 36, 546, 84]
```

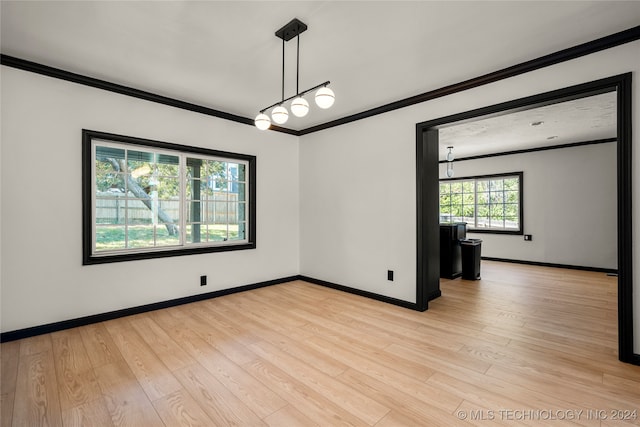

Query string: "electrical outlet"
[524, 234, 532, 241]
[387, 270, 394, 281]
[200, 275, 207, 286]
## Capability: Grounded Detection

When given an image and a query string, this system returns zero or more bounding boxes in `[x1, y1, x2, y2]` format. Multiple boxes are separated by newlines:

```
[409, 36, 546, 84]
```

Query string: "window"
[83, 130, 256, 264]
[439, 172, 523, 234]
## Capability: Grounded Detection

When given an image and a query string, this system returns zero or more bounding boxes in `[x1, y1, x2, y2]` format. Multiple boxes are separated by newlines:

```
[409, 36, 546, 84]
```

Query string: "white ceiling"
[439, 91, 617, 160]
[1, 1, 639, 141]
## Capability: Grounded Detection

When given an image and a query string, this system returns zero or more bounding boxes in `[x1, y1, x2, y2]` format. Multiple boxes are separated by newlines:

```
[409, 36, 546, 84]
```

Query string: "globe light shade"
[255, 113, 271, 130]
[446, 166, 455, 178]
[272, 105, 289, 124]
[291, 97, 310, 117]
[315, 86, 335, 109]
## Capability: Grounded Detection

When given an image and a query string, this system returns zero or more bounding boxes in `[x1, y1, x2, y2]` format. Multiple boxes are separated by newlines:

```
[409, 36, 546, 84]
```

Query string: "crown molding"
[2, 25, 638, 136]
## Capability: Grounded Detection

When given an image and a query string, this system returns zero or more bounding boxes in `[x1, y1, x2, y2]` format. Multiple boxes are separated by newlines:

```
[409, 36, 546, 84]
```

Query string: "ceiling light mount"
[275, 18, 308, 41]
[255, 18, 335, 130]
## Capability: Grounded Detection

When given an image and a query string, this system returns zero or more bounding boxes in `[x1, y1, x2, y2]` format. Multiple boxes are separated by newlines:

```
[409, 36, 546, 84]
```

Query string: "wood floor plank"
[263, 404, 320, 427]
[152, 388, 216, 427]
[486, 363, 640, 413]
[173, 363, 266, 426]
[1, 341, 20, 427]
[374, 406, 469, 427]
[3, 261, 640, 427]
[243, 356, 368, 426]
[51, 329, 103, 411]
[18, 334, 52, 357]
[426, 372, 581, 427]
[336, 367, 463, 424]
[304, 335, 447, 406]
[213, 305, 349, 377]
[128, 315, 196, 372]
[61, 398, 114, 427]
[12, 350, 62, 427]
[248, 339, 390, 425]
[177, 305, 260, 367]
[79, 323, 123, 368]
[159, 321, 287, 419]
[94, 360, 165, 427]
[104, 318, 182, 401]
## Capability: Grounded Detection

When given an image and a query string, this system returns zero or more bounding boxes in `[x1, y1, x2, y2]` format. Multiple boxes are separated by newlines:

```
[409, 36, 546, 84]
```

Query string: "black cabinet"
[440, 223, 466, 279]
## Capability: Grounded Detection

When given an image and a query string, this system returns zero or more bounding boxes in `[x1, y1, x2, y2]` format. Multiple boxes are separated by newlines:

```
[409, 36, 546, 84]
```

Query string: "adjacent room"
[2, 2, 640, 426]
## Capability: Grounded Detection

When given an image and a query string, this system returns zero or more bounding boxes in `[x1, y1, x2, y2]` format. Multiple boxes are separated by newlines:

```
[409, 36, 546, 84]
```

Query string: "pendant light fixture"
[255, 18, 335, 130]
[446, 146, 455, 177]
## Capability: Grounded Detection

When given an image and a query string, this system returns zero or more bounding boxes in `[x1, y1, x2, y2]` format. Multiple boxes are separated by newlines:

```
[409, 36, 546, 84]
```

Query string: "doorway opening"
[416, 74, 633, 363]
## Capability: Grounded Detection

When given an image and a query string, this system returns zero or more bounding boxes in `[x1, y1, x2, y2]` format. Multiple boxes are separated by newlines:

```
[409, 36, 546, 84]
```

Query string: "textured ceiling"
[439, 91, 617, 160]
[1, 1, 638, 146]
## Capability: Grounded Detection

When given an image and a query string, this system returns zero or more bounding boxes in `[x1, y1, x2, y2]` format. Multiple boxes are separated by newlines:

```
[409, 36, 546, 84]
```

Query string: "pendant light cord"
[281, 37, 285, 102]
[296, 34, 300, 95]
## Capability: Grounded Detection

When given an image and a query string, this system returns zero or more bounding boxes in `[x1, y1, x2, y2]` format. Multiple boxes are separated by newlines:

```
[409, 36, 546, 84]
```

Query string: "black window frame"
[82, 129, 256, 265]
[439, 171, 523, 235]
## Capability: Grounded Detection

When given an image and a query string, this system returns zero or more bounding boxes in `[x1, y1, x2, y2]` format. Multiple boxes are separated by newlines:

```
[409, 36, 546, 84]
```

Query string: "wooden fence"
[96, 191, 240, 224]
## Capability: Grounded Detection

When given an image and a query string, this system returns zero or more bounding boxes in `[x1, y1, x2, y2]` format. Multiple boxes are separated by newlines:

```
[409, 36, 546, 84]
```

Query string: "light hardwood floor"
[2, 261, 640, 426]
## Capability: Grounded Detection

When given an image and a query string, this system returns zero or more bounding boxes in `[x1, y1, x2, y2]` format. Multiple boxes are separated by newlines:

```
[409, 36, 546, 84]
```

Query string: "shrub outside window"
[439, 172, 523, 234]
[83, 130, 256, 264]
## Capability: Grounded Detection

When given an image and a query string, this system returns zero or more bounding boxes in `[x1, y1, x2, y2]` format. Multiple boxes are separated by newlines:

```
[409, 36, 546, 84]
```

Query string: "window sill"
[83, 241, 256, 265]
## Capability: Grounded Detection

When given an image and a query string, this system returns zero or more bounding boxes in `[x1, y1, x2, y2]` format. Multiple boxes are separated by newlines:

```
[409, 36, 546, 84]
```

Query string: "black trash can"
[461, 239, 482, 280]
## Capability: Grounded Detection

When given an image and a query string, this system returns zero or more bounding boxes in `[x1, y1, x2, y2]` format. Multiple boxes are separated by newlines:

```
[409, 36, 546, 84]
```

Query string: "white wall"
[299, 40, 640, 352]
[2, 41, 639, 354]
[439, 143, 617, 270]
[0, 67, 300, 332]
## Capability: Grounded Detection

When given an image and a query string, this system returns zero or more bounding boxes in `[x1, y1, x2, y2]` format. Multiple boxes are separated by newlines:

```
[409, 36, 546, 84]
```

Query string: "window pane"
[236, 163, 246, 181]
[504, 178, 519, 190]
[463, 206, 475, 218]
[127, 150, 154, 182]
[96, 225, 126, 251]
[127, 225, 155, 248]
[157, 178, 180, 198]
[462, 181, 474, 193]
[476, 191, 488, 204]
[209, 224, 229, 242]
[96, 196, 126, 225]
[237, 202, 247, 223]
[490, 204, 504, 219]
[185, 224, 199, 243]
[504, 217, 519, 229]
[187, 179, 209, 196]
[451, 182, 463, 193]
[200, 160, 228, 191]
[234, 183, 246, 200]
[96, 170, 126, 193]
[126, 201, 153, 225]
[490, 180, 503, 191]
[504, 190, 519, 203]
[228, 224, 243, 240]
[476, 215, 490, 228]
[187, 200, 202, 224]
[490, 192, 504, 203]
[505, 203, 519, 218]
